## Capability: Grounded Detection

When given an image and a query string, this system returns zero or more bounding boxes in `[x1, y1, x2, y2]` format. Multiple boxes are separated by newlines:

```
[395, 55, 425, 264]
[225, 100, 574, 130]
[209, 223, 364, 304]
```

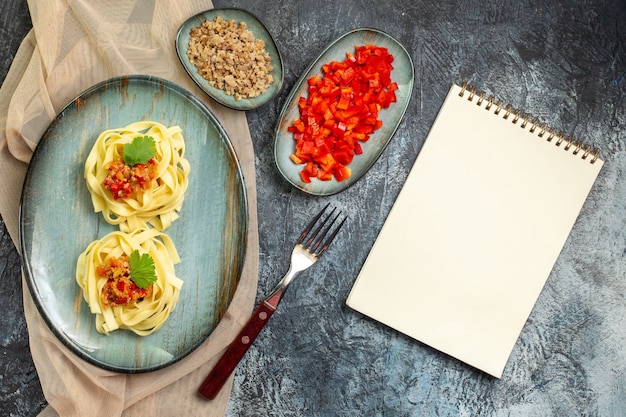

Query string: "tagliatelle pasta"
[76, 228, 184, 336]
[84, 121, 191, 232]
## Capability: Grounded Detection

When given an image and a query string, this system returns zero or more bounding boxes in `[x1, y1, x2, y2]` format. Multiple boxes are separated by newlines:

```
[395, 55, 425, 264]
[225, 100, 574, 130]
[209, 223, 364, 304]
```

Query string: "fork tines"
[298, 204, 346, 257]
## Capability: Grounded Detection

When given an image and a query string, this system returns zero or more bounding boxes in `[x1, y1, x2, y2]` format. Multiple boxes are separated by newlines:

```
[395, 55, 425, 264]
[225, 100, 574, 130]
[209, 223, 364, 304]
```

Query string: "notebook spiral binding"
[458, 82, 600, 164]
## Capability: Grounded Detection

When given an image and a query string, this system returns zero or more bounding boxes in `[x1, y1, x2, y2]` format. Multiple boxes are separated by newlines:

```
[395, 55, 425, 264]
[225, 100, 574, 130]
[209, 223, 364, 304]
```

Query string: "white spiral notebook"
[346, 82, 604, 378]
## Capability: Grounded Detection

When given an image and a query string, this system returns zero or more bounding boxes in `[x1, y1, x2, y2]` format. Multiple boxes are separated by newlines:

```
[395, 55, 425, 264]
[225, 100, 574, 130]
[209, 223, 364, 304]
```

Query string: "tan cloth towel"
[0, 1, 259, 416]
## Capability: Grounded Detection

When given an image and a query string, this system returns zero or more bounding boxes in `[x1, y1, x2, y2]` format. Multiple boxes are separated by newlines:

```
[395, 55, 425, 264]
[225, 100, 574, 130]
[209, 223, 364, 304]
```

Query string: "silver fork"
[198, 204, 346, 400]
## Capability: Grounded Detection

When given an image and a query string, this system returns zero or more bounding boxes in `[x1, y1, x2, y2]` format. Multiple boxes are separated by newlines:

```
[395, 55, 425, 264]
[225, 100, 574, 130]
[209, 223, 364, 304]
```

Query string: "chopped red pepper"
[288, 44, 396, 182]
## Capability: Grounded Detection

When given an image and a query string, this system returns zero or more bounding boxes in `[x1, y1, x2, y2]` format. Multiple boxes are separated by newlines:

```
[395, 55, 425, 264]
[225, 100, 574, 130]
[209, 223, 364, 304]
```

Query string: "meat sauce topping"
[103, 158, 156, 200]
[97, 254, 153, 306]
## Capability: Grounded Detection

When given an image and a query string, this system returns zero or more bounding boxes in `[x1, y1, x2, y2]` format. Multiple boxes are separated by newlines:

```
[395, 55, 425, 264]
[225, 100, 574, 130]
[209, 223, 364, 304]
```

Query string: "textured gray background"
[1, 0, 625, 416]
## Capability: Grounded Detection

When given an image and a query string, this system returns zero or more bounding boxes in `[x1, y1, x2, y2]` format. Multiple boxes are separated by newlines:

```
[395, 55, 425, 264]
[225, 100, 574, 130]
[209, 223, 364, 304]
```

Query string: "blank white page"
[346, 83, 603, 378]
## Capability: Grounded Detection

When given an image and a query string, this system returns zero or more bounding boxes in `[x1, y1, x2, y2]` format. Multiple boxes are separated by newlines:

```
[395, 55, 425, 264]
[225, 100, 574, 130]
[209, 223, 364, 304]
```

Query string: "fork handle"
[198, 300, 276, 400]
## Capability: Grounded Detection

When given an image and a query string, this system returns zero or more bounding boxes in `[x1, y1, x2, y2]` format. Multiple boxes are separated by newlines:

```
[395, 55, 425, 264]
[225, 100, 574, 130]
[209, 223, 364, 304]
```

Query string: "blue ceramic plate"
[175, 8, 284, 111]
[274, 28, 414, 195]
[19, 75, 248, 373]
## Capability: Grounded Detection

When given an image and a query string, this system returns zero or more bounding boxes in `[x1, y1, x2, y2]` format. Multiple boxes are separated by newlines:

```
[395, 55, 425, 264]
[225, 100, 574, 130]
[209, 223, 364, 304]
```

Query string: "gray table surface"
[1, 1, 625, 416]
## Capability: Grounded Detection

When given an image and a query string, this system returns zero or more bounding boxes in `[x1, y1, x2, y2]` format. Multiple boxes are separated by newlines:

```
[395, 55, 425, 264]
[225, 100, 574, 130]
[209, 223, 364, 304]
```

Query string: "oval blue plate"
[274, 28, 414, 195]
[19, 75, 248, 373]
[175, 8, 284, 111]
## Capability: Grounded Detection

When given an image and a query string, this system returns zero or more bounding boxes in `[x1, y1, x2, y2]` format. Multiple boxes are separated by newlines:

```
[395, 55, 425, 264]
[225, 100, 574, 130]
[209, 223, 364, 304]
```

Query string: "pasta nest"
[84, 121, 191, 232]
[76, 227, 184, 336]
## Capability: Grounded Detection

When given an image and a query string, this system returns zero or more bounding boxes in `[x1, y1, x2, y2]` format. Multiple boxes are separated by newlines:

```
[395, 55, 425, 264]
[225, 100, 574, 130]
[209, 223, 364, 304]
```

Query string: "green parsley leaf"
[123, 135, 156, 166]
[129, 250, 157, 289]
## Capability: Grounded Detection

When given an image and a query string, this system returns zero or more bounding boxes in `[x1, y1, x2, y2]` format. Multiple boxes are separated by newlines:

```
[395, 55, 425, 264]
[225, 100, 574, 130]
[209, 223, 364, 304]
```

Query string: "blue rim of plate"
[175, 7, 284, 111]
[18, 75, 248, 373]
[273, 28, 414, 196]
